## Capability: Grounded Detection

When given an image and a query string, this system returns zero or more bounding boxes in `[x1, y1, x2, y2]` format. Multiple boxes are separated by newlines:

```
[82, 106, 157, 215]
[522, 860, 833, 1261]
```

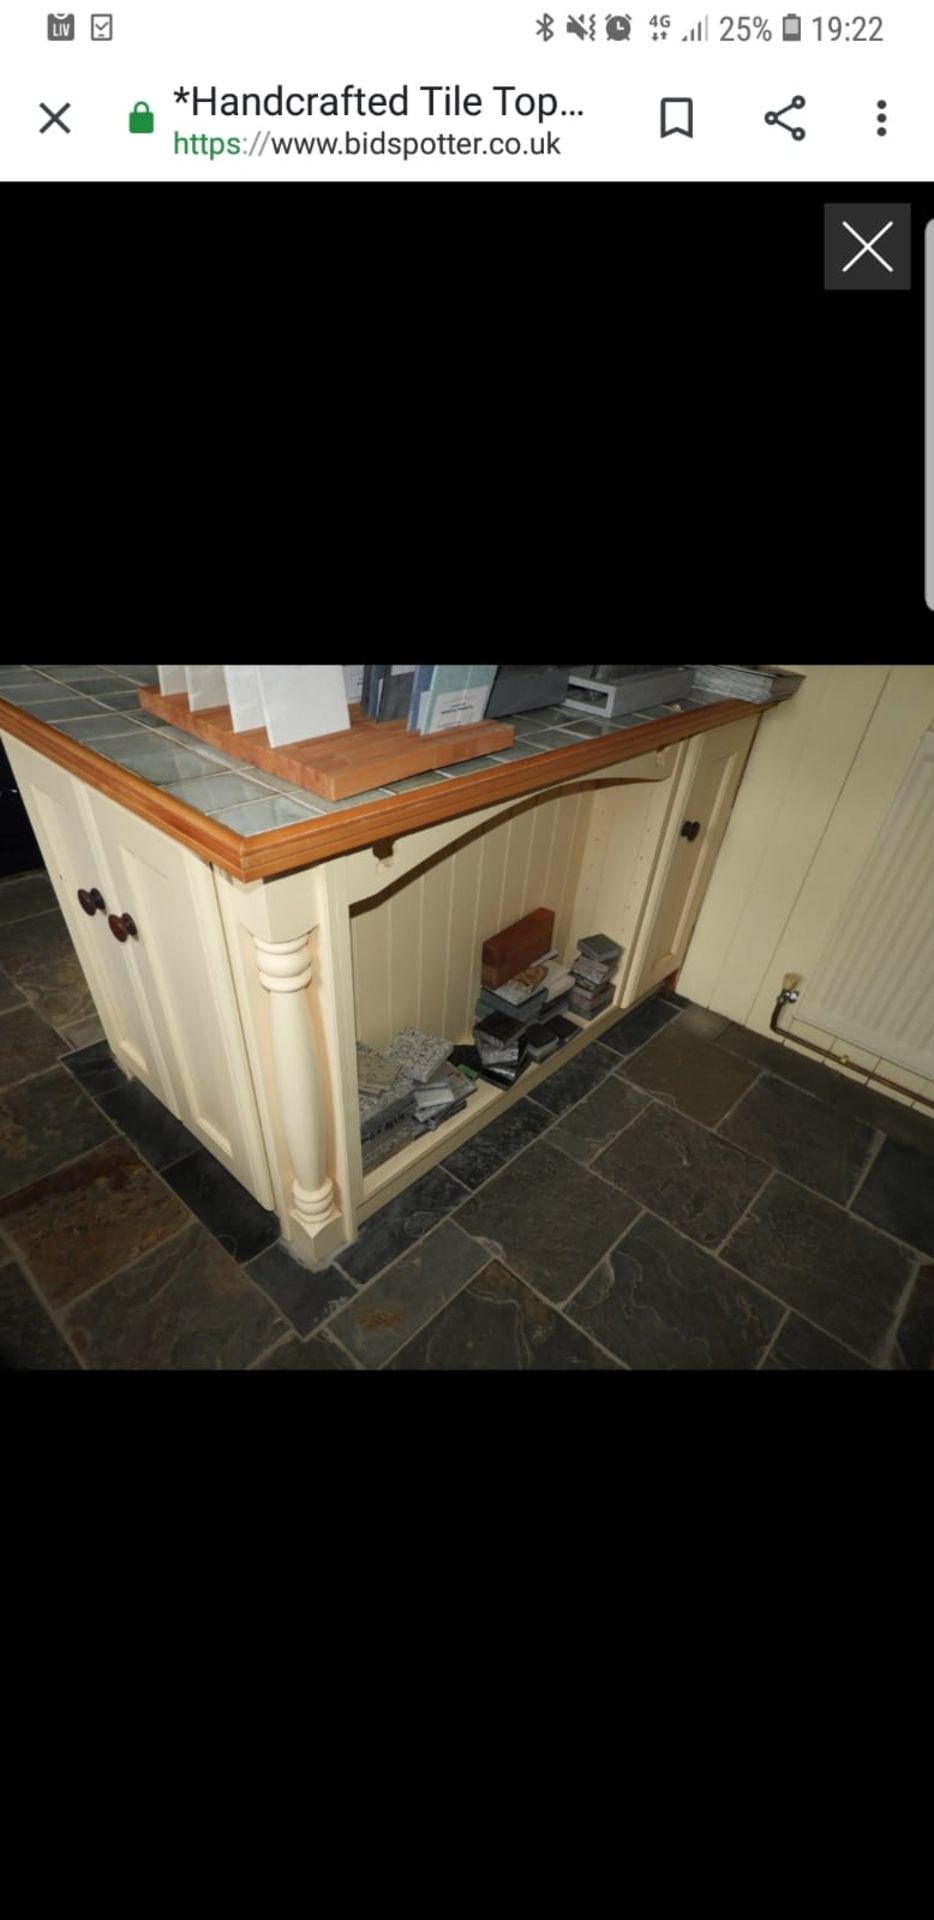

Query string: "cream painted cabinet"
[3, 736, 273, 1208]
[624, 714, 758, 1005]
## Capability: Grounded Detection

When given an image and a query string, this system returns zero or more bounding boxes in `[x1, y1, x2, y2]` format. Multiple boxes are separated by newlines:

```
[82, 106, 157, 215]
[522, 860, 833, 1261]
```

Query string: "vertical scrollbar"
[928, 224, 934, 610]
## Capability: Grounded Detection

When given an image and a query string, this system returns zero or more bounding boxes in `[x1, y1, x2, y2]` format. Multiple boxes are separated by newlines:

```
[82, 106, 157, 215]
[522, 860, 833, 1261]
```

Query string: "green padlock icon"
[129, 101, 155, 134]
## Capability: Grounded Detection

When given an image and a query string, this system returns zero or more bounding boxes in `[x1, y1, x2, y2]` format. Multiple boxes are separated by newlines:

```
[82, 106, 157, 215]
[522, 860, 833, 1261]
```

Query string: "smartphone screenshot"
[4, 6, 931, 625]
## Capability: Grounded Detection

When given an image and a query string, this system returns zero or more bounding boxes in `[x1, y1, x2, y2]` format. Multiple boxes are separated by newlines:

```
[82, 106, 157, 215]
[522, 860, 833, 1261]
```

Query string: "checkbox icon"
[91, 13, 114, 39]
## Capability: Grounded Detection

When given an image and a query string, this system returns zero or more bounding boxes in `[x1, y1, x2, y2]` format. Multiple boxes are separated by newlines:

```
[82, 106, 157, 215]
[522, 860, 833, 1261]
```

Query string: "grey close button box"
[824, 203, 912, 291]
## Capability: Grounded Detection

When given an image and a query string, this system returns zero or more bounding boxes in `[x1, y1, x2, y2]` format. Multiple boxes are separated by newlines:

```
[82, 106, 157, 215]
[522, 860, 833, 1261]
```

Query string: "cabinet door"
[624, 715, 759, 1005]
[81, 785, 273, 1205]
[1, 734, 175, 1098]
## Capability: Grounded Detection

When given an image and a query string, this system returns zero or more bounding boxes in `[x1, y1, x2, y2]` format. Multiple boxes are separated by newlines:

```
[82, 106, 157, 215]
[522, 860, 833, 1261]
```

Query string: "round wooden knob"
[109, 913, 139, 943]
[78, 888, 106, 916]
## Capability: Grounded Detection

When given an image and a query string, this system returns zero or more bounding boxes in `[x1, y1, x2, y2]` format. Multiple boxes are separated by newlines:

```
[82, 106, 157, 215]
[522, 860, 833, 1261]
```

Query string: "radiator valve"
[779, 972, 802, 1006]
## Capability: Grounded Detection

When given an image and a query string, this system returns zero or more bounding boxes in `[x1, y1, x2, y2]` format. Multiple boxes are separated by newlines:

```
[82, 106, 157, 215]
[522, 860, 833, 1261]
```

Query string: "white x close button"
[825, 203, 911, 291]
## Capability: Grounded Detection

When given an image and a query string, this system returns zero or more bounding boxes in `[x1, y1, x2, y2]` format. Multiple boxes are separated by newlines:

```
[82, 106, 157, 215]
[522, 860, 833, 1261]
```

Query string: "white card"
[224, 665, 265, 733]
[257, 665, 351, 748]
[185, 665, 228, 712]
[157, 666, 188, 695]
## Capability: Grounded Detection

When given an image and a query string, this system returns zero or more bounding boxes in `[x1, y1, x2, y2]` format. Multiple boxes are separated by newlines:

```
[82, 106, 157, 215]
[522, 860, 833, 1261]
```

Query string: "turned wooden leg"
[254, 934, 335, 1232]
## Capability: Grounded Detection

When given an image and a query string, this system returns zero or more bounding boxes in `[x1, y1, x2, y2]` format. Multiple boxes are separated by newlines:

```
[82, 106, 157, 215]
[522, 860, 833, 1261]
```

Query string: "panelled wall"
[352, 787, 593, 1052]
[351, 773, 674, 1053]
[679, 664, 934, 1111]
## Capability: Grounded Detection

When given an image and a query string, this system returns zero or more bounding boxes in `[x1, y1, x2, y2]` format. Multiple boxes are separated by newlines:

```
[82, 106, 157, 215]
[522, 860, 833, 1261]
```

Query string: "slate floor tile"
[566, 1212, 783, 1370]
[891, 1266, 934, 1371]
[56, 1014, 106, 1052]
[549, 1075, 649, 1166]
[621, 1021, 759, 1127]
[824, 1082, 934, 1162]
[0, 1137, 191, 1310]
[765, 1314, 871, 1371]
[0, 873, 57, 925]
[63, 1221, 287, 1370]
[851, 1138, 934, 1258]
[0, 909, 95, 1029]
[716, 1022, 833, 1093]
[0, 1064, 115, 1198]
[389, 1261, 620, 1370]
[162, 1148, 279, 1264]
[256, 1331, 359, 1372]
[0, 1004, 67, 1089]
[62, 1039, 128, 1100]
[245, 1242, 356, 1338]
[672, 1005, 731, 1042]
[594, 1102, 768, 1250]
[337, 1164, 467, 1287]
[456, 1138, 638, 1305]
[725, 1175, 916, 1364]
[441, 1096, 553, 1190]
[599, 996, 682, 1060]
[0, 1258, 80, 1371]
[0, 967, 25, 1014]
[331, 1219, 490, 1367]
[98, 1079, 199, 1171]
[526, 1041, 618, 1118]
[720, 1073, 878, 1206]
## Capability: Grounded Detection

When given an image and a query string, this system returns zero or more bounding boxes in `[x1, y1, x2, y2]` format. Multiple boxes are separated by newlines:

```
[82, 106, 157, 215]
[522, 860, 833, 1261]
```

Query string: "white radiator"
[798, 731, 934, 1079]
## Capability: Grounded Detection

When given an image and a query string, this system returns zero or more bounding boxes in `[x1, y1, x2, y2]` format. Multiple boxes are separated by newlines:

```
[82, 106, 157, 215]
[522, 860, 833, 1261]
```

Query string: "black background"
[9, 180, 931, 637]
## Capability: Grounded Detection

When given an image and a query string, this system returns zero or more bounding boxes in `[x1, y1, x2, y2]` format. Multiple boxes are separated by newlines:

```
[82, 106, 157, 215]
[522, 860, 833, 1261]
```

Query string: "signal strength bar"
[682, 13, 710, 37]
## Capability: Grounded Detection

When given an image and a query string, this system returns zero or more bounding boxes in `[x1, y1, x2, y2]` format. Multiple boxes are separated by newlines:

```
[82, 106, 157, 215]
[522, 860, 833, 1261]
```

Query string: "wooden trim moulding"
[0, 694, 771, 882]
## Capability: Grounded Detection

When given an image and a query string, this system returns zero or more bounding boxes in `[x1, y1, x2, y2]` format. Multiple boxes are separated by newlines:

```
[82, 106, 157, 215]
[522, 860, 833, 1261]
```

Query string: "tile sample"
[257, 665, 350, 747]
[224, 664, 265, 733]
[185, 665, 228, 711]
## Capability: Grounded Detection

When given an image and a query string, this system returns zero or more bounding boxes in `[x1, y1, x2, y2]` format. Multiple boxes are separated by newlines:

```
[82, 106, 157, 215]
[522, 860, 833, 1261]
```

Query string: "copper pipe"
[770, 996, 934, 1114]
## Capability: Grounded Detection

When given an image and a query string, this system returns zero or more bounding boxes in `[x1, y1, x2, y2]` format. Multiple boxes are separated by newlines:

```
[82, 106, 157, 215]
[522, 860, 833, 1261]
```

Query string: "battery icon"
[783, 12, 802, 36]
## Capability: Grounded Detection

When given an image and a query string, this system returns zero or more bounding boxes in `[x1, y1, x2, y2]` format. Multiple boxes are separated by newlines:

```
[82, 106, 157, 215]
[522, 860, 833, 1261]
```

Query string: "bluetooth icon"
[536, 12, 555, 38]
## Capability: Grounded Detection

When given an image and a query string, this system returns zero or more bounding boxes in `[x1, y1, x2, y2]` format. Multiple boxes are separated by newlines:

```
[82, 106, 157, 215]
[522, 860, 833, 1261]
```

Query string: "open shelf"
[358, 1005, 624, 1219]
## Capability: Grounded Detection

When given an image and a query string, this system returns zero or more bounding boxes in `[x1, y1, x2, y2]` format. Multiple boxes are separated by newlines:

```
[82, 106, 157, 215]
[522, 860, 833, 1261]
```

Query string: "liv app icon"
[48, 13, 75, 39]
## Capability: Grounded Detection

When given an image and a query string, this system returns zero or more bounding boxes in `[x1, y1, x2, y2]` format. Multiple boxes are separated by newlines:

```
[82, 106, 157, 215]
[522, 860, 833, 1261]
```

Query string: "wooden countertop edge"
[0, 694, 772, 881]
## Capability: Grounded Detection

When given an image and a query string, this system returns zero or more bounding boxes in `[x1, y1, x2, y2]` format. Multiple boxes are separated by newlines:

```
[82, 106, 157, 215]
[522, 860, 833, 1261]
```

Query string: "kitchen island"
[0, 666, 773, 1268]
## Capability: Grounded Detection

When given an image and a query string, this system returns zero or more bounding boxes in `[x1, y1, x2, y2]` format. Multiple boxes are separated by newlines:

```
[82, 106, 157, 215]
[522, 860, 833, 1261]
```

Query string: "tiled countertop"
[0, 663, 769, 881]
